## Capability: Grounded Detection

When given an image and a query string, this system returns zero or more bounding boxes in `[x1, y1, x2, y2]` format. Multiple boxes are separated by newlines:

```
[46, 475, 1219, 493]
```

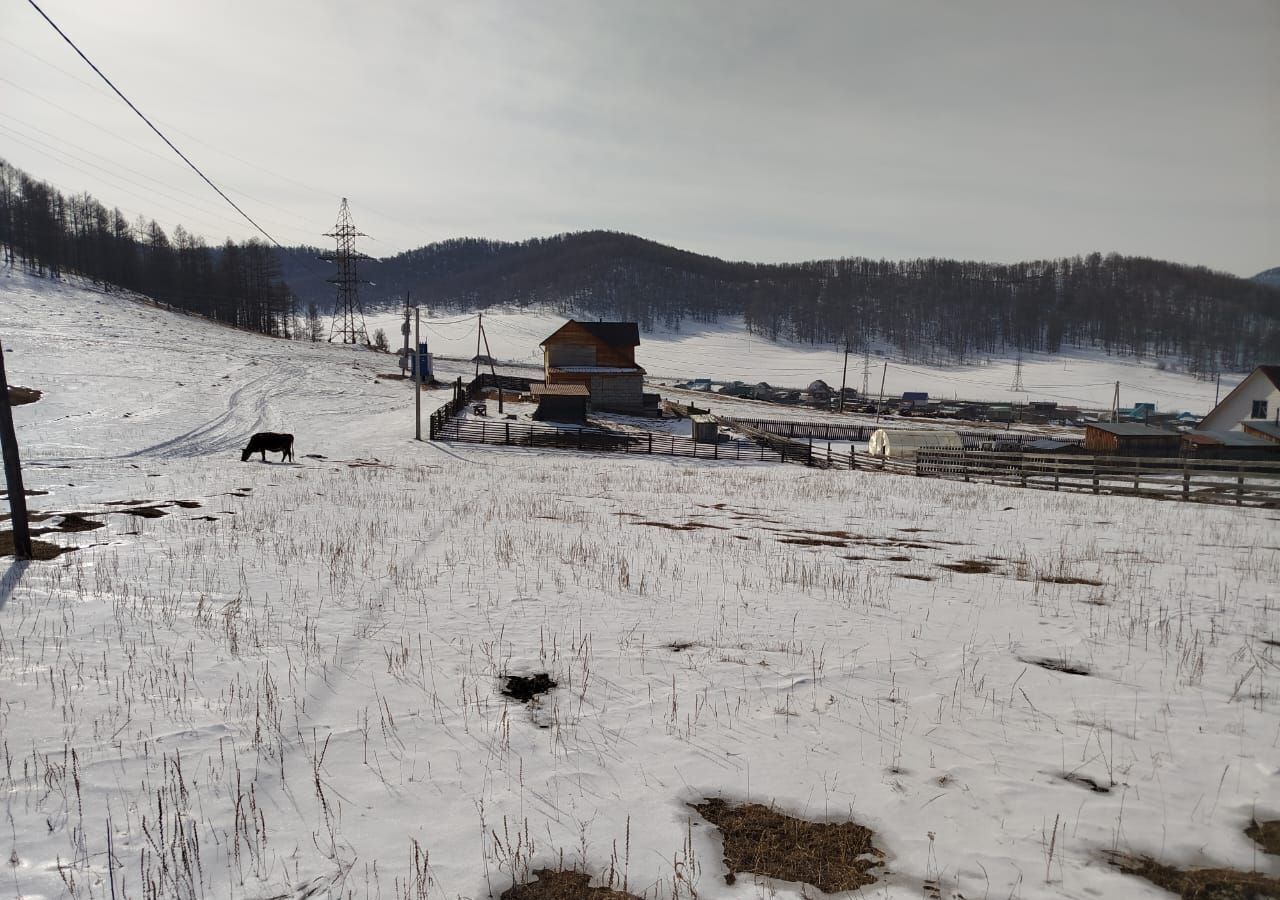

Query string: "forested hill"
[278, 232, 1279, 374]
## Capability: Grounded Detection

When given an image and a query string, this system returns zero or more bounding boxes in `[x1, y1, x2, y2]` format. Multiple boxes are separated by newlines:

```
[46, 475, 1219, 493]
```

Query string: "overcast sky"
[3, 1, 1277, 275]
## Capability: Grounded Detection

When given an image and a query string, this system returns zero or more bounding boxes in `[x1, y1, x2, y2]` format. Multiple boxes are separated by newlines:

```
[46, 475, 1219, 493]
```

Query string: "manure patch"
[500, 869, 641, 900]
[1105, 851, 1280, 899]
[691, 798, 883, 892]
[1246, 819, 1280, 855]
[501, 673, 556, 703]
[1021, 656, 1092, 676]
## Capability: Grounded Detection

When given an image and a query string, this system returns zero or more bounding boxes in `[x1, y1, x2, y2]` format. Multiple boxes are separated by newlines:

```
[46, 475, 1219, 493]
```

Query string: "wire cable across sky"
[24, 0, 284, 248]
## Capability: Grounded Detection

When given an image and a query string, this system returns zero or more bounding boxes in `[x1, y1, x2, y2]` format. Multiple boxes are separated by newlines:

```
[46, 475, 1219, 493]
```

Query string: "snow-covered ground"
[2, 269, 1278, 900]
[365, 307, 1237, 415]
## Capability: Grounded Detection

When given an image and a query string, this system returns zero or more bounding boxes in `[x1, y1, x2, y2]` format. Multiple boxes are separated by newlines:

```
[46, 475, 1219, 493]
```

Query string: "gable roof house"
[541, 321, 646, 414]
[1198, 365, 1280, 433]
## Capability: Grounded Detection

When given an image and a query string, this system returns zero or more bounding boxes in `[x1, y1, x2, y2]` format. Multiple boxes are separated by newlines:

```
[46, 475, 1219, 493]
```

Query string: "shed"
[690, 414, 719, 443]
[901, 391, 929, 405]
[1083, 422, 1180, 455]
[1183, 429, 1280, 460]
[868, 428, 962, 459]
[530, 383, 589, 422]
[1242, 420, 1280, 444]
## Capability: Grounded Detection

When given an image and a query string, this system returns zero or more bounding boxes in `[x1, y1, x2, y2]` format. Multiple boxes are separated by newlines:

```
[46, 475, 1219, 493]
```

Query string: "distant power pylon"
[1010, 353, 1025, 393]
[322, 198, 372, 345]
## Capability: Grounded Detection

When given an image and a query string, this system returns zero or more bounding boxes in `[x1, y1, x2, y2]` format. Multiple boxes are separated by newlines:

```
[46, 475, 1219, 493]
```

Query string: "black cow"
[241, 432, 294, 462]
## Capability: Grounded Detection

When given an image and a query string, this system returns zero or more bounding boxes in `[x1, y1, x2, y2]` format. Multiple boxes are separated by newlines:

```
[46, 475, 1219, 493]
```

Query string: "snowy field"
[364, 307, 1237, 415]
[2, 270, 1278, 900]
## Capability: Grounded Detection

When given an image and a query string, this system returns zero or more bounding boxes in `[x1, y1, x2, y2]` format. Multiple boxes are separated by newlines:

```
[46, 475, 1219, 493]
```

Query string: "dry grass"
[1106, 851, 1280, 899]
[691, 798, 883, 892]
[1247, 820, 1280, 856]
[1020, 656, 1092, 676]
[499, 869, 640, 900]
[1038, 574, 1105, 586]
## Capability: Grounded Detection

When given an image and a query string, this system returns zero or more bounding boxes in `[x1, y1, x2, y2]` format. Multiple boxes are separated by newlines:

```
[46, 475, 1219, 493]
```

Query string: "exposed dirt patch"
[500, 869, 641, 900]
[690, 798, 883, 892]
[1061, 772, 1111, 793]
[171, 500, 202, 509]
[102, 499, 151, 506]
[896, 574, 935, 582]
[885, 555, 912, 562]
[1037, 574, 1105, 586]
[1261, 638, 1280, 649]
[791, 529, 861, 540]
[667, 641, 698, 652]
[1246, 819, 1280, 855]
[122, 506, 167, 519]
[842, 554, 871, 561]
[53, 513, 104, 533]
[937, 560, 995, 575]
[501, 673, 556, 703]
[7, 385, 41, 405]
[777, 536, 848, 548]
[0, 531, 72, 560]
[898, 527, 933, 533]
[1021, 656, 1092, 676]
[1105, 851, 1280, 899]
[191, 515, 218, 522]
[635, 520, 727, 531]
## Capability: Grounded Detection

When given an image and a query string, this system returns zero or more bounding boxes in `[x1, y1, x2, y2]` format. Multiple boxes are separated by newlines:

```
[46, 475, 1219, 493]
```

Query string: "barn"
[868, 428, 962, 459]
[529, 383, 589, 422]
[541, 321, 645, 414]
[1083, 422, 1180, 455]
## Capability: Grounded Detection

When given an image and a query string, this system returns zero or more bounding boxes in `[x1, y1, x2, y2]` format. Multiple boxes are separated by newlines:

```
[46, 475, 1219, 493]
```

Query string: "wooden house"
[541, 321, 645, 413]
[1198, 365, 1280, 433]
[1083, 422, 1180, 455]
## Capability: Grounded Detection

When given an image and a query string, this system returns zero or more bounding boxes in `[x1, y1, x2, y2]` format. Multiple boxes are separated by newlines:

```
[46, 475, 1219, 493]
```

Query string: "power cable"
[23, 0, 284, 247]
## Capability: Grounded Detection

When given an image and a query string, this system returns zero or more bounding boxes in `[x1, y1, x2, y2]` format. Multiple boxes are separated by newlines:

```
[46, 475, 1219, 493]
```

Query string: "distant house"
[541, 321, 645, 414]
[901, 391, 929, 406]
[1198, 365, 1280, 433]
[1083, 422, 1180, 455]
[806, 380, 834, 401]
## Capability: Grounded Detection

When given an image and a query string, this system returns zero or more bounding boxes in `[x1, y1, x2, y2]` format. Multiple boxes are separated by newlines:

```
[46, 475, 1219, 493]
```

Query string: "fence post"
[1092, 466, 1099, 495]
[714, 441, 718, 460]
[1182, 466, 1189, 501]
[648, 433, 653, 454]
[505, 423, 510, 445]
[481, 421, 486, 443]
[578, 428, 584, 450]
[1237, 464, 1244, 506]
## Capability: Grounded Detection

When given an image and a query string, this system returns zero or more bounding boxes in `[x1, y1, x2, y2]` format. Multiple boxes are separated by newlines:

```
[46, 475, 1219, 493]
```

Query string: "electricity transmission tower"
[1010, 353, 1025, 393]
[322, 198, 372, 344]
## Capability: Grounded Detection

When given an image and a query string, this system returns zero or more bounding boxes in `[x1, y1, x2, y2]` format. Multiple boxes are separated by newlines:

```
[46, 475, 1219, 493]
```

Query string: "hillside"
[280, 231, 1280, 373]
[3, 266, 1278, 899]
[1255, 266, 1280, 289]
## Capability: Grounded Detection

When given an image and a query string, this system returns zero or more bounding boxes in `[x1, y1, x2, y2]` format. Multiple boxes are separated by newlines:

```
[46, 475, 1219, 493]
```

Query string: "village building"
[540, 321, 645, 414]
[529, 383, 589, 422]
[1197, 365, 1280, 432]
[1083, 422, 1181, 455]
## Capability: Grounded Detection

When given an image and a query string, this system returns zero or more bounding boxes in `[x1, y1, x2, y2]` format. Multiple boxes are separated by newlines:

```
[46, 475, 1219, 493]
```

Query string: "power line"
[23, 0, 284, 248]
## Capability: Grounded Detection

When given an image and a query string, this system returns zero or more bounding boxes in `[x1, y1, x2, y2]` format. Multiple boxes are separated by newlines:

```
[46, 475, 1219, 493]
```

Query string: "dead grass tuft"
[1246, 819, 1280, 856]
[1105, 850, 1280, 899]
[1038, 574, 1104, 586]
[1021, 656, 1092, 676]
[691, 798, 883, 892]
[500, 869, 640, 900]
[1061, 772, 1111, 793]
[896, 574, 935, 582]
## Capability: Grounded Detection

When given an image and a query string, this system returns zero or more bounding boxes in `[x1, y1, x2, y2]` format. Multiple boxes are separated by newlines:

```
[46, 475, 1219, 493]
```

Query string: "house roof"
[530, 383, 590, 397]
[1259, 365, 1280, 389]
[549, 365, 647, 375]
[542, 320, 640, 348]
[1086, 422, 1178, 437]
[1185, 429, 1277, 448]
[1242, 420, 1280, 441]
[1201, 364, 1280, 429]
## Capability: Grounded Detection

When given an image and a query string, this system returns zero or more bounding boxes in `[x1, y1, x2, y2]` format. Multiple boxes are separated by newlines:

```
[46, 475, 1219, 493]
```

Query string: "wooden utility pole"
[875, 362, 887, 423]
[1214, 372, 1221, 407]
[0, 340, 33, 560]
[475, 312, 484, 378]
[478, 317, 502, 413]
[1112, 381, 1120, 422]
[411, 294, 421, 441]
[837, 336, 849, 413]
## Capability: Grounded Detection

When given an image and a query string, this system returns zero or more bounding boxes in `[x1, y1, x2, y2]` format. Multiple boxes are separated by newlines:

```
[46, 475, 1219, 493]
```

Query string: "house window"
[1252, 400, 1269, 419]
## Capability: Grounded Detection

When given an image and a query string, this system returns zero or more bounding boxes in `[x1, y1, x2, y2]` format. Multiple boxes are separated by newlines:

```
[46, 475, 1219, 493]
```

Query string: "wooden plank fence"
[722, 416, 1084, 450]
[914, 449, 1280, 507]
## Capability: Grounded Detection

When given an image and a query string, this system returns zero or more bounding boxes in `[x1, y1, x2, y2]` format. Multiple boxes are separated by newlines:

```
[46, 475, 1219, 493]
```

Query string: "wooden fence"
[433, 416, 782, 461]
[913, 449, 1280, 507]
[721, 416, 1084, 450]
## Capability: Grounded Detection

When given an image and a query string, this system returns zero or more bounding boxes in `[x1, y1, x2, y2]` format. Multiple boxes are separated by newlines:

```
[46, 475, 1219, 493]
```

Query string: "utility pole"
[474, 312, 484, 379]
[875, 362, 887, 423]
[411, 294, 421, 441]
[837, 336, 849, 413]
[477, 317, 502, 413]
[0, 340, 33, 560]
[1214, 372, 1221, 407]
[1112, 381, 1120, 422]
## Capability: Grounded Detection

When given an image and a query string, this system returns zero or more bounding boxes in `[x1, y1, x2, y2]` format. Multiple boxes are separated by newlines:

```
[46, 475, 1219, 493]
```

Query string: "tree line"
[278, 231, 1280, 375]
[0, 159, 305, 339]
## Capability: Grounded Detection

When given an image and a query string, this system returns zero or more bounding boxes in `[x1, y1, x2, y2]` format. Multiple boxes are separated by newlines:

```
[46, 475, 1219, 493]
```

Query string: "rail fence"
[721, 416, 1084, 450]
[913, 449, 1280, 507]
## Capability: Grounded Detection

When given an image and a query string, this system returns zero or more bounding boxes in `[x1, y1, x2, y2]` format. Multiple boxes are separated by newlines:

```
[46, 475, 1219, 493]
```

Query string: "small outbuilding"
[530, 383, 589, 422]
[690, 414, 719, 443]
[1083, 422, 1180, 455]
[868, 428, 962, 459]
